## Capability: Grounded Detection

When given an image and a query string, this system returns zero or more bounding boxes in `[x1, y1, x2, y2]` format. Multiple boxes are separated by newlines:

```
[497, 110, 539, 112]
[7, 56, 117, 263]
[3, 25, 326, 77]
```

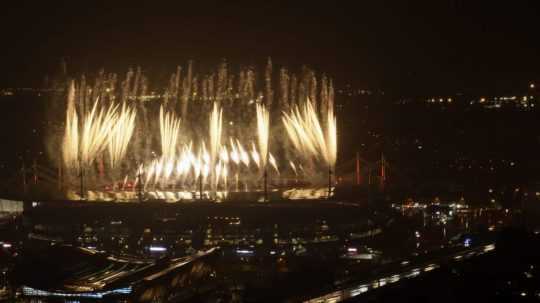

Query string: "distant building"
[14, 245, 218, 302]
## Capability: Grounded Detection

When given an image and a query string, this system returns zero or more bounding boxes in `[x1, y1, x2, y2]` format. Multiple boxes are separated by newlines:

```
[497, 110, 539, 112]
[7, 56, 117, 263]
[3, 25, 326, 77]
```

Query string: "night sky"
[1, 1, 540, 95]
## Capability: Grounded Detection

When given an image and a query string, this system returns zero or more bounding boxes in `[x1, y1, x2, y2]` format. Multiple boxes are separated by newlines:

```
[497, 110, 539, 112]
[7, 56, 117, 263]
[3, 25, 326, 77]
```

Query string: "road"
[302, 242, 496, 303]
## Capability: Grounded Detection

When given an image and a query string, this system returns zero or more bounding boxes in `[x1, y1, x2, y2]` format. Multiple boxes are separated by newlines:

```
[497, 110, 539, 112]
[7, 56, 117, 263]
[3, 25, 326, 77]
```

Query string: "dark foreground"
[343, 227, 540, 303]
[0, 199, 535, 302]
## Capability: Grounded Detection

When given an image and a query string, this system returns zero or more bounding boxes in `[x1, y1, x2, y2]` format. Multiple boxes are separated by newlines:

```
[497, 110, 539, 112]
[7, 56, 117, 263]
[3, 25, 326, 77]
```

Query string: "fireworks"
[282, 100, 336, 166]
[63, 82, 137, 170]
[256, 103, 269, 170]
[326, 108, 337, 169]
[289, 161, 298, 176]
[269, 153, 279, 174]
[80, 101, 119, 166]
[108, 103, 137, 168]
[209, 102, 223, 189]
[55, 60, 338, 201]
[159, 105, 181, 161]
[62, 81, 79, 169]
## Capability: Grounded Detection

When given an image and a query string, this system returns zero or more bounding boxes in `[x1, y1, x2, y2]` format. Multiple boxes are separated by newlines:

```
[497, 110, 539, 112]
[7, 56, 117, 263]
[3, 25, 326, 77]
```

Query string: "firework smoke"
[54, 60, 337, 200]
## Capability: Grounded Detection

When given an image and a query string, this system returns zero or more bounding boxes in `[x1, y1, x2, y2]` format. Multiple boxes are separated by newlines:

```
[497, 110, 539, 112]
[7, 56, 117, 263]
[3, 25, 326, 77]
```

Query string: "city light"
[148, 246, 167, 252]
[236, 249, 254, 255]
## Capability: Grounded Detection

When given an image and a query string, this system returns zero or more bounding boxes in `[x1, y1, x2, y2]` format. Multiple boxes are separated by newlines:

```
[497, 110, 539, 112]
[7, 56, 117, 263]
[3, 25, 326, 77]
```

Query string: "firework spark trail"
[222, 164, 228, 188]
[134, 164, 143, 189]
[63, 82, 79, 169]
[202, 161, 210, 185]
[237, 140, 250, 167]
[163, 158, 174, 183]
[201, 142, 210, 166]
[159, 106, 181, 160]
[154, 158, 163, 186]
[81, 100, 119, 166]
[220, 146, 229, 163]
[256, 103, 270, 170]
[192, 154, 202, 180]
[157, 106, 182, 186]
[326, 109, 337, 168]
[269, 153, 279, 174]
[121, 175, 128, 190]
[282, 114, 303, 154]
[214, 161, 222, 187]
[282, 99, 337, 168]
[282, 105, 317, 156]
[228, 140, 241, 191]
[229, 139, 240, 165]
[305, 101, 328, 162]
[108, 103, 136, 168]
[209, 103, 223, 189]
[176, 143, 193, 182]
[250, 142, 260, 168]
[289, 161, 298, 176]
[193, 142, 211, 188]
[145, 160, 156, 190]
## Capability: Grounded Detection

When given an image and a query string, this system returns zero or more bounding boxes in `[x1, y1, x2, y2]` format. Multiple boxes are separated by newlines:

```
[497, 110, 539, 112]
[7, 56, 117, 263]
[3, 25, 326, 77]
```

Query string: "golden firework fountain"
[56, 61, 337, 202]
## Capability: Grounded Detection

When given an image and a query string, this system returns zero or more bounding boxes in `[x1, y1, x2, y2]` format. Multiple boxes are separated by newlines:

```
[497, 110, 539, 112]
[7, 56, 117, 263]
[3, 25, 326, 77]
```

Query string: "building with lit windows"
[14, 245, 218, 302]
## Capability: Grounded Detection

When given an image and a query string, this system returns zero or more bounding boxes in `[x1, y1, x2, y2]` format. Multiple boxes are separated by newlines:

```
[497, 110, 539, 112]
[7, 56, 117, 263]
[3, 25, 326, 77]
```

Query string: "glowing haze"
[52, 60, 337, 200]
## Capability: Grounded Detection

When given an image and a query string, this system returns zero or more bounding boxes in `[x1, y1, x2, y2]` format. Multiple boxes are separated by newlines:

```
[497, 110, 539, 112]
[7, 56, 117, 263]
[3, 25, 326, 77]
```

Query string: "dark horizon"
[1, 1, 540, 95]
